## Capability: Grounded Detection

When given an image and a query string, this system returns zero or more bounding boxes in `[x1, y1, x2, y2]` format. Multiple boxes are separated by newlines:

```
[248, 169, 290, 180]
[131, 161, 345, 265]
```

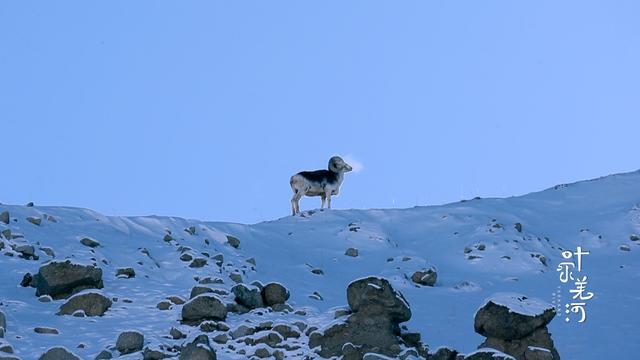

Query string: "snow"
[1, 170, 640, 358]
[479, 293, 554, 317]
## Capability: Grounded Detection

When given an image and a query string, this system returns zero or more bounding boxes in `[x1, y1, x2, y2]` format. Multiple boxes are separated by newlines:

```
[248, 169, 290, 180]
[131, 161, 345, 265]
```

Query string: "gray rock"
[226, 235, 240, 248]
[273, 324, 301, 339]
[116, 267, 135, 278]
[231, 324, 256, 339]
[630, 234, 640, 241]
[170, 327, 186, 339]
[34, 327, 59, 334]
[229, 272, 242, 283]
[0, 212, 8, 225]
[254, 347, 270, 358]
[39, 347, 80, 360]
[189, 258, 208, 268]
[143, 346, 171, 360]
[411, 267, 437, 286]
[57, 291, 112, 316]
[474, 294, 556, 340]
[179, 337, 216, 360]
[27, 217, 42, 226]
[430, 347, 458, 360]
[181, 294, 227, 322]
[514, 223, 523, 233]
[232, 283, 263, 309]
[262, 282, 290, 306]
[0, 310, 5, 331]
[253, 331, 284, 347]
[94, 350, 113, 359]
[190, 286, 214, 299]
[620, 244, 631, 251]
[479, 327, 560, 360]
[80, 237, 100, 248]
[465, 348, 516, 360]
[156, 300, 172, 310]
[345, 248, 359, 257]
[116, 331, 144, 355]
[14, 244, 35, 258]
[347, 276, 411, 322]
[33, 260, 104, 299]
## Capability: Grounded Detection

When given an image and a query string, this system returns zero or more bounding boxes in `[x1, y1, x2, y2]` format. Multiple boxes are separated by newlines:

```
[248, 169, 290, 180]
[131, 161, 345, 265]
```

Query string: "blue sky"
[1, 1, 639, 223]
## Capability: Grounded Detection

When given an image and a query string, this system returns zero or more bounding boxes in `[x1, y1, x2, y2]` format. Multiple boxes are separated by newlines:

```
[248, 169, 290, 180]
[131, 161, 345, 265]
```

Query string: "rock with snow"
[347, 276, 411, 322]
[0, 310, 5, 333]
[94, 350, 113, 359]
[33, 260, 104, 299]
[430, 347, 459, 360]
[226, 235, 240, 248]
[411, 267, 437, 286]
[181, 294, 227, 323]
[232, 283, 264, 309]
[57, 291, 112, 316]
[345, 247, 359, 257]
[39, 347, 81, 360]
[179, 335, 216, 360]
[27, 216, 42, 226]
[80, 237, 100, 248]
[465, 348, 516, 360]
[116, 331, 144, 355]
[261, 282, 290, 306]
[116, 267, 135, 278]
[0, 212, 9, 225]
[34, 326, 59, 334]
[474, 293, 559, 360]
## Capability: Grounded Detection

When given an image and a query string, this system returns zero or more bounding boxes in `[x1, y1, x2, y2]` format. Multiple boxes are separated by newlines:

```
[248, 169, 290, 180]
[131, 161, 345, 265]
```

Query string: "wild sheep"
[290, 156, 353, 215]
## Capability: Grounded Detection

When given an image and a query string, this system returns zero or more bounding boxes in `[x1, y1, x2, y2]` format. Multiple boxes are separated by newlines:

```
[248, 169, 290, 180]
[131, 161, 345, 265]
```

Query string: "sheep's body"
[290, 156, 352, 215]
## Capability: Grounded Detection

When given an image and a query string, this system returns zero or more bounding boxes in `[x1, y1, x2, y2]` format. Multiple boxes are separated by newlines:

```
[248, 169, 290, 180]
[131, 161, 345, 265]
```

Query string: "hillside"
[1, 170, 639, 359]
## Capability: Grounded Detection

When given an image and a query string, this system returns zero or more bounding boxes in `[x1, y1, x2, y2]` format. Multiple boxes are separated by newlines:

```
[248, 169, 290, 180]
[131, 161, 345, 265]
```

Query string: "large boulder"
[116, 331, 144, 355]
[57, 291, 112, 316]
[39, 347, 81, 360]
[347, 276, 411, 322]
[474, 293, 555, 340]
[261, 282, 290, 306]
[310, 276, 422, 359]
[232, 284, 263, 309]
[474, 293, 559, 360]
[181, 294, 227, 323]
[33, 260, 103, 299]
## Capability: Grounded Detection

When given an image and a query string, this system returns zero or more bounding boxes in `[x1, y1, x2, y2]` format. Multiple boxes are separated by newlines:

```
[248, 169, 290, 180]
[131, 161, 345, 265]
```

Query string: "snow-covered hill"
[1, 170, 640, 359]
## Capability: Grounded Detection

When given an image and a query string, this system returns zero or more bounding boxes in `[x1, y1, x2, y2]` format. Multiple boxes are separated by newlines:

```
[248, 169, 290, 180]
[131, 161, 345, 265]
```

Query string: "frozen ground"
[1, 170, 639, 359]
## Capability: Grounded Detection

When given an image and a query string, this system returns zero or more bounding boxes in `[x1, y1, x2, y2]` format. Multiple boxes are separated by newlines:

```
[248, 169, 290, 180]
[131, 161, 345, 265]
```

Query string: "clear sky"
[1, 1, 639, 224]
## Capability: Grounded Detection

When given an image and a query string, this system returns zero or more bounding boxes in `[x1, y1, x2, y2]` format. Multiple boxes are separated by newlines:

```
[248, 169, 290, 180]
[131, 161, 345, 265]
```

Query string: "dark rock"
[170, 327, 186, 339]
[345, 248, 359, 257]
[474, 294, 556, 340]
[514, 223, 523, 233]
[27, 217, 42, 226]
[431, 347, 459, 360]
[20, 272, 33, 287]
[411, 267, 437, 286]
[80, 237, 100, 248]
[167, 296, 186, 305]
[226, 235, 240, 248]
[232, 283, 263, 309]
[0, 212, 8, 225]
[34, 327, 59, 334]
[480, 327, 559, 360]
[33, 260, 103, 299]
[190, 286, 214, 299]
[39, 347, 80, 360]
[262, 282, 290, 306]
[156, 300, 172, 310]
[57, 291, 112, 316]
[229, 272, 242, 283]
[189, 258, 207, 268]
[181, 294, 227, 322]
[116, 267, 135, 278]
[0, 310, 5, 333]
[94, 350, 113, 359]
[179, 336, 216, 360]
[116, 331, 144, 355]
[465, 348, 515, 360]
[311, 268, 324, 275]
[347, 276, 411, 322]
[273, 324, 301, 339]
[143, 347, 170, 360]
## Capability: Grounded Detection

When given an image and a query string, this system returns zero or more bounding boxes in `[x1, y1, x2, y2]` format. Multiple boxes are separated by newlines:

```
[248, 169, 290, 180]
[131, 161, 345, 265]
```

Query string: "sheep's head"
[328, 156, 353, 173]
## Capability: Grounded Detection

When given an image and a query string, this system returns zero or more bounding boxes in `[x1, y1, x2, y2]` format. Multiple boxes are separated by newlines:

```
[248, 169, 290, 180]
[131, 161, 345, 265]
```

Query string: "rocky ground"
[1, 170, 640, 359]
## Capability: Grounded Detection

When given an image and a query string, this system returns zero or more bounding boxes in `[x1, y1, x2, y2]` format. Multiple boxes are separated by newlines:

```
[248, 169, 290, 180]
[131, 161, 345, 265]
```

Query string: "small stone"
[163, 234, 173, 242]
[180, 253, 193, 262]
[477, 244, 486, 251]
[232, 283, 264, 309]
[116, 267, 135, 278]
[212, 333, 228, 344]
[27, 217, 42, 226]
[15, 244, 35, 258]
[0, 212, 9, 225]
[515, 223, 523, 233]
[254, 347, 270, 358]
[185, 226, 197, 235]
[229, 273, 242, 283]
[620, 244, 631, 251]
[230, 325, 255, 339]
[411, 267, 438, 286]
[630, 234, 640, 241]
[464, 247, 472, 254]
[95, 350, 113, 359]
[40, 247, 55, 257]
[170, 327, 186, 340]
[189, 258, 207, 268]
[40, 347, 80, 360]
[26, 202, 34, 207]
[156, 300, 172, 310]
[345, 248, 359, 257]
[246, 257, 256, 266]
[116, 331, 144, 355]
[34, 327, 59, 335]
[311, 268, 324, 275]
[226, 235, 240, 248]
[273, 324, 301, 339]
[167, 296, 185, 305]
[80, 237, 100, 248]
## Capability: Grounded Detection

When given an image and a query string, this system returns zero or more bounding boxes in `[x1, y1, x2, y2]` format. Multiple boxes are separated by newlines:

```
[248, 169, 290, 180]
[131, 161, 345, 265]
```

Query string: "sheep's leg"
[321, 194, 326, 209]
[291, 190, 303, 215]
[326, 191, 332, 209]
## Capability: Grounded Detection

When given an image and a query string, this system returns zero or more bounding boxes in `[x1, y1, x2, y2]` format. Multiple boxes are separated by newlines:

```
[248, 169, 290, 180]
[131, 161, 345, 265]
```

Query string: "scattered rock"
[246, 257, 256, 266]
[163, 234, 174, 242]
[311, 268, 324, 275]
[167, 295, 186, 305]
[345, 248, 359, 257]
[0, 310, 5, 334]
[254, 347, 271, 358]
[80, 237, 100, 248]
[232, 284, 264, 309]
[116, 267, 135, 278]
[170, 327, 186, 340]
[14, 244, 36, 259]
[116, 331, 144, 355]
[465, 348, 516, 360]
[94, 350, 113, 359]
[0, 212, 8, 225]
[430, 347, 459, 360]
[179, 335, 216, 360]
[254, 331, 284, 347]
[26, 202, 34, 207]
[143, 346, 171, 360]
[262, 282, 290, 306]
[157, 300, 172, 310]
[477, 244, 486, 251]
[185, 226, 197, 235]
[190, 286, 214, 299]
[39, 347, 80, 360]
[411, 267, 437, 287]
[27, 217, 42, 226]
[514, 223, 523, 233]
[620, 244, 631, 251]
[34, 327, 59, 335]
[33, 260, 104, 299]
[57, 291, 112, 316]
[273, 324, 301, 339]
[226, 235, 240, 249]
[229, 272, 243, 283]
[630, 234, 640, 241]
[189, 258, 208, 268]
[181, 294, 227, 323]
[230, 325, 256, 339]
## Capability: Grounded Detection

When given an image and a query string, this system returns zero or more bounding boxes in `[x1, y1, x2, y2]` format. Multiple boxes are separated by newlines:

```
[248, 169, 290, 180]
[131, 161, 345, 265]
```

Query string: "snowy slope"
[1, 170, 640, 359]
